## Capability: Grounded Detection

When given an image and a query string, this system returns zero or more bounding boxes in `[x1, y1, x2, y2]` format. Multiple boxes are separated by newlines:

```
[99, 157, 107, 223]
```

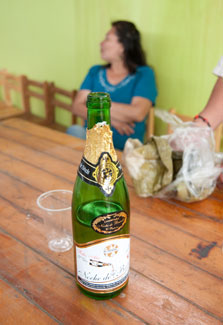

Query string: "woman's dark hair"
[112, 20, 147, 73]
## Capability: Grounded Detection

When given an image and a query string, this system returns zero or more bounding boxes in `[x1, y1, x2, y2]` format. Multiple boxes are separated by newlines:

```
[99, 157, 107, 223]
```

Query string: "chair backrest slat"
[52, 99, 72, 111]
[27, 79, 44, 88]
[26, 90, 45, 100]
[53, 86, 75, 97]
[49, 82, 81, 127]
[21, 75, 51, 121]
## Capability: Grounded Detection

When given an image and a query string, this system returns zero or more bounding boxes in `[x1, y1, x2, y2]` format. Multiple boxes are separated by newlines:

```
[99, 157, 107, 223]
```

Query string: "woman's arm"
[72, 89, 90, 119]
[72, 91, 152, 134]
[195, 77, 223, 129]
[110, 97, 152, 135]
[72, 89, 153, 138]
[111, 96, 152, 123]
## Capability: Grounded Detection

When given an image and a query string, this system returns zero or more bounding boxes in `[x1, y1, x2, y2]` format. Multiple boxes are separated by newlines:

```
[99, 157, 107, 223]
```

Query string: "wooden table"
[0, 118, 222, 325]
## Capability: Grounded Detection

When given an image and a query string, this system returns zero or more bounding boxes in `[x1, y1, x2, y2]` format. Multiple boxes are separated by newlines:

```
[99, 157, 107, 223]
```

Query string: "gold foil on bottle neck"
[84, 123, 117, 164]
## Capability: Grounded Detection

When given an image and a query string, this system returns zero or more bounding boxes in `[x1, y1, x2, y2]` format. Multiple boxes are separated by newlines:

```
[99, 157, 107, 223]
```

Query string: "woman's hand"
[111, 118, 135, 136]
[169, 124, 213, 152]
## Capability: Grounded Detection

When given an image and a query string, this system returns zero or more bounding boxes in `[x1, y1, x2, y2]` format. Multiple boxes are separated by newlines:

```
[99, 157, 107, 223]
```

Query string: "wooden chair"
[0, 69, 7, 105]
[20, 75, 51, 125]
[46, 82, 83, 132]
[0, 69, 8, 102]
[0, 71, 51, 124]
[168, 108, 222, 152]
[214, 123, 223, 152]
[144, 106, 155, 142]
[0, 71, 26, 120]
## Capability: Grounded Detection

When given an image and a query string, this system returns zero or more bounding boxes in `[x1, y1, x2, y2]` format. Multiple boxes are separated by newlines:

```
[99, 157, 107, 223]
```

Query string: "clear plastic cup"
[37, 189, 73, 252]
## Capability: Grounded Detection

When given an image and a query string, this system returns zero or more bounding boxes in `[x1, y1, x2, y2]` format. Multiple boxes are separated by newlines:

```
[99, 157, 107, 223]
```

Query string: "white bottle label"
[76, 236, 130, 293]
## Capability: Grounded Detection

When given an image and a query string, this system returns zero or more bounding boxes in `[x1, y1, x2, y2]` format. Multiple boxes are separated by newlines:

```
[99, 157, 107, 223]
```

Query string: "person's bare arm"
[72, 91, 152, 135]
[72, 89, 91, 119]
[111, 96, 152, 123]
[195, 77, 223, 129]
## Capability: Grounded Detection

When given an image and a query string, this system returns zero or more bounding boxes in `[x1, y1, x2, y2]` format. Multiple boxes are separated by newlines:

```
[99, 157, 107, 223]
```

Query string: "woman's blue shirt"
[80, 65, 157, 150]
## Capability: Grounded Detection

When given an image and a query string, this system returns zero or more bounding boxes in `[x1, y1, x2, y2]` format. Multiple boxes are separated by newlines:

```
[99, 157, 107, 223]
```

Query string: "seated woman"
[67, 20, 157, 150]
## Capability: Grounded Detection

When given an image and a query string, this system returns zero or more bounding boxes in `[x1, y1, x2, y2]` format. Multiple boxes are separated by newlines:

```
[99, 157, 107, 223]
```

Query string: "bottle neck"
[84, 92, 116, 164]
[87, 93, 111, 129]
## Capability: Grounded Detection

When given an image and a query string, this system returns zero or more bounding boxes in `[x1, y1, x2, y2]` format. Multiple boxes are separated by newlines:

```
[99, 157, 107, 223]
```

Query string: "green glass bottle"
[72, 92, 130, 300]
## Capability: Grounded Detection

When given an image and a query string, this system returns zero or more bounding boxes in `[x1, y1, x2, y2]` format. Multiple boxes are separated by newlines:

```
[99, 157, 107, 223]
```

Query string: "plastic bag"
[123, 109, 223, 202]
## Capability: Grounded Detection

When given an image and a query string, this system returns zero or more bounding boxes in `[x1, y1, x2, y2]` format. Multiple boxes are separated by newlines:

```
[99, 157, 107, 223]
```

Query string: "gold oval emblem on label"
[91, 211, 127, 234]
[92, 153, 119, 196]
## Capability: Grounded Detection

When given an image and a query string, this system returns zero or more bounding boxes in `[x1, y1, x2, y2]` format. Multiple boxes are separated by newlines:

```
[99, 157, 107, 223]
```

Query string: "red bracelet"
[193, 114, 211, 127]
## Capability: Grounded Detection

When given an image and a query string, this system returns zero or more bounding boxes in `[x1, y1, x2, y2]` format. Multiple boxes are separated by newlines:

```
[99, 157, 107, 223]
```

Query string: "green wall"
[0, 0, 222, 133]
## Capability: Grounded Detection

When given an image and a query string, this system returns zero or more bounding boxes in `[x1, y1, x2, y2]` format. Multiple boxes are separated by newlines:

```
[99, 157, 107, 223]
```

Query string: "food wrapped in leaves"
[123, 126, 223, 202]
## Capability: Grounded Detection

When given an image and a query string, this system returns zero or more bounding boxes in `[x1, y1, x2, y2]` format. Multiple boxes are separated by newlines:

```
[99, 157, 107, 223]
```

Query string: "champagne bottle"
[72, 92, 130, 300]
